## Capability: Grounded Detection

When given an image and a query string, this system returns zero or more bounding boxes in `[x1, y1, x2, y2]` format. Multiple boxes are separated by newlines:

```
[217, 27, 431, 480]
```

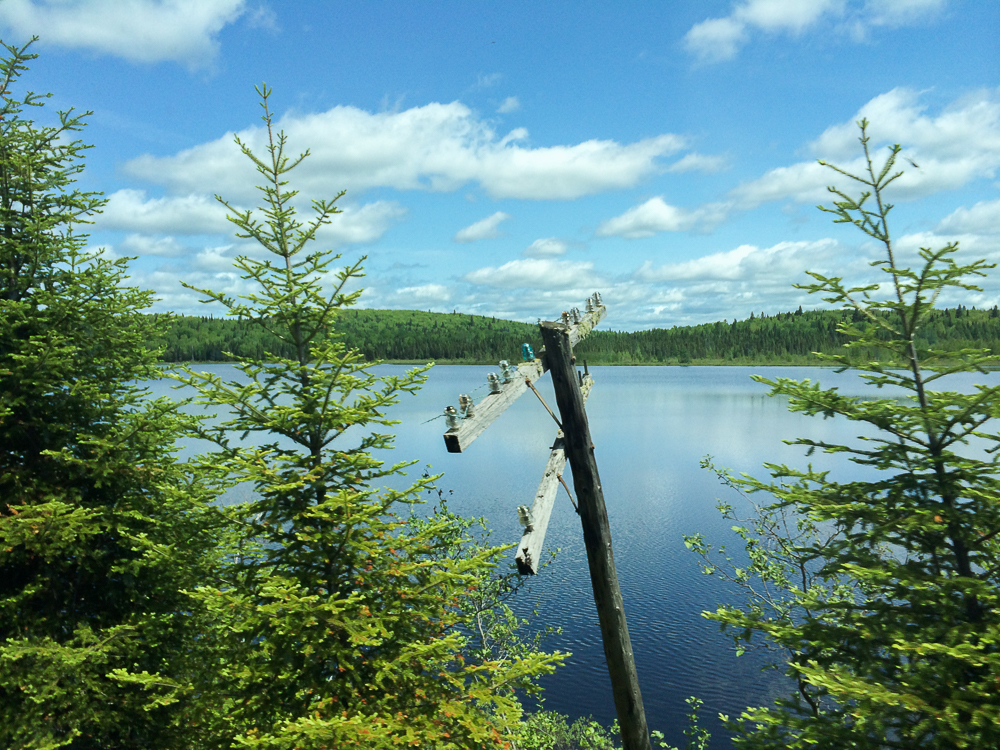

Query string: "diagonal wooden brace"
[515, 374, 593, 574]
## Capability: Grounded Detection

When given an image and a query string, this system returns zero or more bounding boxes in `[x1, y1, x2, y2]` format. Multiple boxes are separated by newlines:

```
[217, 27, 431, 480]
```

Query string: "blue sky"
[3, 0, 998, 330]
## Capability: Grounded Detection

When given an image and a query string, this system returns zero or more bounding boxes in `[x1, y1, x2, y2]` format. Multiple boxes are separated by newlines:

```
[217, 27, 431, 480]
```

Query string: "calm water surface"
[159, 364, 999, 748]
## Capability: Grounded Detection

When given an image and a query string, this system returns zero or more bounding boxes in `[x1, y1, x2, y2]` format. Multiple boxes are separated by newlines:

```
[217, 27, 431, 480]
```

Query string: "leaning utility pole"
[540, 320, 650, 750]
[440, 296, 651, 750]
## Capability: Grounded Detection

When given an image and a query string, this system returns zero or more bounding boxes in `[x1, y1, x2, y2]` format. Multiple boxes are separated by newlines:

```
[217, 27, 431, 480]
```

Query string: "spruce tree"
[0, 38, 220, 749]
[177, 85, 564, 748]
[688, 120, 1000, 749]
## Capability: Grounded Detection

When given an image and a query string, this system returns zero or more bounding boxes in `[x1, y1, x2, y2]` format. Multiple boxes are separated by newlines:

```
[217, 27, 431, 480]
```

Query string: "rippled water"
[156, 364, 999, 748]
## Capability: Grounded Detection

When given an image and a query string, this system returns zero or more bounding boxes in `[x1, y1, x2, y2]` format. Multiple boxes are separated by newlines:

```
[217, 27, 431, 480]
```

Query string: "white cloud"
[497, 96, 520, 114]
[589, 238, 880, 327]
[683, 0, 947, 64]
[808, 88, 998, 161]
[737, 0, 842, 30]
[477, 133, 685, 200]
[395, 284, 452, 303]
[97, 189, 231, 234]
[523, 238, 569, 258]
[97, 189, 403, 247]
[0, 0, 246, 69]
[667, 152, 729, 174]
[123, 101, 687, 201]
[892, 230, 1000, 306]
[189, 244, 241, 273]
[935, 199, 1000, 236]
[730, 161, 833, 208]
[316, 201, 407, 246]
[119, 234, 191, 258]
[864, 0, 946, 27]
[88, 243, 120, 261]
[733, 87, 1000, 207]
[633, 239, 844, 283]
[684, 0, 842, 63]
[684, 16, 747, 64]
[464, 258, 600, 290]
[596, 197, 730, 239]
[454, 211, 511, 243]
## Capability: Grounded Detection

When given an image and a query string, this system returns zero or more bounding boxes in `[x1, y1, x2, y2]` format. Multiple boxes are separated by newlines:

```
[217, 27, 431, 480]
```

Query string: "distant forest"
[150, 304, 1000, 366]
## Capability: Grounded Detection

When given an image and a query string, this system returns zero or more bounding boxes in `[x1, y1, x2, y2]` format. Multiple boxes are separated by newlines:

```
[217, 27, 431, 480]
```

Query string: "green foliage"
[175, 85, 565, 748]
[516, 711, 621, 750]
[506, 696, 711, 750]
[688, 120, 1000, 748]
[0, 38, 220, 749]
[649, 697, 713, 750]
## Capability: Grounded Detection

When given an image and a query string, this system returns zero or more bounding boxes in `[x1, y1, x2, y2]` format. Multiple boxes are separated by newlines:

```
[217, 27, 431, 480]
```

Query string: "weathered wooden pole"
[539, 320, 651, 750]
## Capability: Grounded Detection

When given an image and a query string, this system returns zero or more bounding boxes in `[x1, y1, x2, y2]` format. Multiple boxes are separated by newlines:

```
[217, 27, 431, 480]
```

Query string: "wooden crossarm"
[566, 303, 606, 348]
[440, 300, 606, 453]
[443, 359, 544, 453]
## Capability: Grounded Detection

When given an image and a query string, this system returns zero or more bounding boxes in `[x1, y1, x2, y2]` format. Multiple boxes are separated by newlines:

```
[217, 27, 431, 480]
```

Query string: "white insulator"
[458, 393, 473, 417]
[487, 372, 502, 394]
[445, 405, 460, 430]
[586, 296, 595, 312]
[594, 291, 602, 305]
[571, 307, 581, 323]
[499, 360, 513, 383]
[517, 504, 534, 531]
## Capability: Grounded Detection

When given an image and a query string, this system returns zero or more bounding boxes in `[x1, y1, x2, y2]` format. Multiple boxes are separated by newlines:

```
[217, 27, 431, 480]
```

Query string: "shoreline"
[159, 359, 874, 368]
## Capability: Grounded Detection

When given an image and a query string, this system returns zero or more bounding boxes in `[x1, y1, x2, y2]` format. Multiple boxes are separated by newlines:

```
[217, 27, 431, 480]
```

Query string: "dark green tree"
[177, 85, 564, 748]
[0, 39, 221, 749]
[687, 120, 1000, 748]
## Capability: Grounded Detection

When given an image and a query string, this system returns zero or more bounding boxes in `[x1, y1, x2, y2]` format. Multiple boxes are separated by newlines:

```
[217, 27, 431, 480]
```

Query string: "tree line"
[153, 303, 1000, 366]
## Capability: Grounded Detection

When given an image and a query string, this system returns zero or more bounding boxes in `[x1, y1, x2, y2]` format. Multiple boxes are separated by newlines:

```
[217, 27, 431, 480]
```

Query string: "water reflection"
[152, 364, 1000, 749]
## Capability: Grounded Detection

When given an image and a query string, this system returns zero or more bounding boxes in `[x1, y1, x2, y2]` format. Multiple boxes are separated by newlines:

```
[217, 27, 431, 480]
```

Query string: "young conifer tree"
[178, 85, 564, 749]
[687, 120, 1000, 749]
[0, 38, 221, 749]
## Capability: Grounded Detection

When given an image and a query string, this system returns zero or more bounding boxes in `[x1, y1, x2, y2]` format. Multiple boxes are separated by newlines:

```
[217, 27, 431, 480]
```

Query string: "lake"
[155, 364, 998, 748]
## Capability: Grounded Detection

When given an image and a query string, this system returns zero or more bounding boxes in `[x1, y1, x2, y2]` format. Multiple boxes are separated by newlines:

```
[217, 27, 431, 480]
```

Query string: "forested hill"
[152, 304, 1000, 365]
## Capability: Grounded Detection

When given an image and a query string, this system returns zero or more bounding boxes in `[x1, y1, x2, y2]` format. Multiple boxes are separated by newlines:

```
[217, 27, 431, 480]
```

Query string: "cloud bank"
[464, 258, 600, 290]
[0, 0, 246, 69]
[123, 101, 688, 201]
[684, 0, 948, 64]
[731, 87, 1000, 207]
